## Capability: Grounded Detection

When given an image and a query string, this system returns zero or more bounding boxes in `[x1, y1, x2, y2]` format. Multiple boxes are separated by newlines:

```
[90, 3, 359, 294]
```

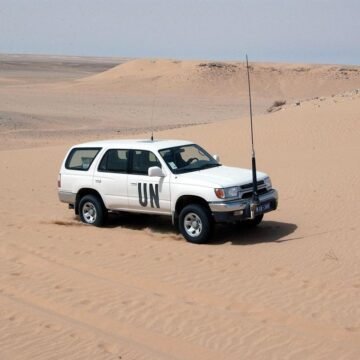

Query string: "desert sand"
[0, 55, 360, 359]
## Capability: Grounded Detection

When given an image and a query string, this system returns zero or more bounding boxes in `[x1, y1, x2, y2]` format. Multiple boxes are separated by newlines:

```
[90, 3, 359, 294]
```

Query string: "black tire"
[179, 204, 213, 244]
[79, 195, 106, 227]
[244, 214, 263, 228]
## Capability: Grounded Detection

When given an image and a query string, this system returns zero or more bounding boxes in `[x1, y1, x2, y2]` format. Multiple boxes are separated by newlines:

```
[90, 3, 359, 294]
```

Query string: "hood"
[174, 165, 268, 188]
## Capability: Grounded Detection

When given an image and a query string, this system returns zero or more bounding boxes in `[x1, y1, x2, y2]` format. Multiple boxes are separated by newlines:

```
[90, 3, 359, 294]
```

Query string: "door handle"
[130, 182, 137, 186]
[95, 179, 102, 183]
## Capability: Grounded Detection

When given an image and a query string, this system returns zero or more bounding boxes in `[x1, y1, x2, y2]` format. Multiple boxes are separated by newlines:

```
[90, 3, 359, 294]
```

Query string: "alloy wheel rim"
[184, 212, 202, 237]
[82, 202, 97, 223]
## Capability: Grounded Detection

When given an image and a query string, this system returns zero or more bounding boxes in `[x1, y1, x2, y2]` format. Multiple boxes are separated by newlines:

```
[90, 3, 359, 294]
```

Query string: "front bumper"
[208, 189, 278, 223]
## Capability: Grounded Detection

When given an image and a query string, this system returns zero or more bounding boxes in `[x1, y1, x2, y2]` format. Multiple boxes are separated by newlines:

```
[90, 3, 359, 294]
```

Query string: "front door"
[127, 150, 171, 214]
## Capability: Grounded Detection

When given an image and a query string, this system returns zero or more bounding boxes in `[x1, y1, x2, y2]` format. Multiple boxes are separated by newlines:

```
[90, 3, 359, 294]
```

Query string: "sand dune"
[79, 58, 360, 100]
[0, 74, 360, 359]
[1, 56, 359, 151]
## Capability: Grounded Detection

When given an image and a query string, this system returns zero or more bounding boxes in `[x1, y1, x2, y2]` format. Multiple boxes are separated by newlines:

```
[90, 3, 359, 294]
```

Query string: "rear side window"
[65, 147, 101, 171]
[98, 149, 129, 173]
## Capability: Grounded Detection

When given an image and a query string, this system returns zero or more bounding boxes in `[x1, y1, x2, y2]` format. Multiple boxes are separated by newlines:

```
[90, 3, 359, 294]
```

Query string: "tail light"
[57, 174, 61, 188]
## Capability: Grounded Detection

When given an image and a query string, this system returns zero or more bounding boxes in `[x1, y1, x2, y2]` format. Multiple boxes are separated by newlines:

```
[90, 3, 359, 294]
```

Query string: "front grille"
[240, 180, 264, 190]
[241, 186, 268, 199]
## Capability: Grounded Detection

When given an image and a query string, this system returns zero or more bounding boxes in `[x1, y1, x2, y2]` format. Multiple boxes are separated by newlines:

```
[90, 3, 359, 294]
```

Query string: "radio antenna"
[246, 55, 259, 217]
[150, 78, 158, 141]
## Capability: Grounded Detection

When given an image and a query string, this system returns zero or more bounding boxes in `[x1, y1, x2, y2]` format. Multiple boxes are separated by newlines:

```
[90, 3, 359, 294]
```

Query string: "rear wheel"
[79, 195, 106, 227]
[179, 204, 213, 244]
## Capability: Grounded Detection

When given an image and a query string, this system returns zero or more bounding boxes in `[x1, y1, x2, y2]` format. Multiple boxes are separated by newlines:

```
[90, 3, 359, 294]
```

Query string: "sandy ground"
[0, 55, 360, 359]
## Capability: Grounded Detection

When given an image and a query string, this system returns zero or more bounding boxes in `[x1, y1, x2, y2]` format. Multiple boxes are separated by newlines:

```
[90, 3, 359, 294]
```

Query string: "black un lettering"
[149, 184, 160, 208]
[138, 183, 148, 207]
[138, 183, 160, 208]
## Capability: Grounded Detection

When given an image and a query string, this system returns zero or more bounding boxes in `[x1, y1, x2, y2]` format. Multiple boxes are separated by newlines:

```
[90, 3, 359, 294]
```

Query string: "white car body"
[58, 139, 278, 242]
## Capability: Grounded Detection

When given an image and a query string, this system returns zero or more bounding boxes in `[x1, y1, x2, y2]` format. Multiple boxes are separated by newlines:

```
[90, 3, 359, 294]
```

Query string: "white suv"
[58, 139, 278, 243]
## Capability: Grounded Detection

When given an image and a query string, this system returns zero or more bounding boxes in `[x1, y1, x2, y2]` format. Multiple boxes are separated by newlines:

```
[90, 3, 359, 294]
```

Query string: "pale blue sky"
[0, 0, 359, 64]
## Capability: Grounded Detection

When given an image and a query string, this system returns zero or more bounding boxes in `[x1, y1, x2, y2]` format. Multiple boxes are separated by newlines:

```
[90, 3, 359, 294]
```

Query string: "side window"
[98, 149, 129, 173]
[65, 148, 101, 171]
[131, 150, 161, 175]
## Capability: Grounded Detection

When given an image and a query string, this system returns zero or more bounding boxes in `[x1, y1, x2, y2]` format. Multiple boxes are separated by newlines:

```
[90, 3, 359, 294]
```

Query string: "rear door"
[93, 149, 129, 210]
[127, 149, 171, 214]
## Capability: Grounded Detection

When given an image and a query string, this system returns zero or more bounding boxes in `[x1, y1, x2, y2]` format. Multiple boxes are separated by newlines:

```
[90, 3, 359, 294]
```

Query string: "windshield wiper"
[197, 163, 221, 171]
[175, 163, 221, 174]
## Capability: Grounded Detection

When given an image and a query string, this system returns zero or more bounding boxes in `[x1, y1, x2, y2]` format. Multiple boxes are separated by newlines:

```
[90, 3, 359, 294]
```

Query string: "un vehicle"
[58, 139, 278, 243]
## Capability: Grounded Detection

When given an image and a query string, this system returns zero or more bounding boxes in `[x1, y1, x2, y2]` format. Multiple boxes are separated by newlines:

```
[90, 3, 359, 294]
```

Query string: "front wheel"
[179, 204, 213, 244]
[79, 195, 106, 227]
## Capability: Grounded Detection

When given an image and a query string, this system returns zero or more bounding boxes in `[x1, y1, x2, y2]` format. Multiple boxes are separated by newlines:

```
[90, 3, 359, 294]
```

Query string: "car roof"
[73, 139, 193, 151]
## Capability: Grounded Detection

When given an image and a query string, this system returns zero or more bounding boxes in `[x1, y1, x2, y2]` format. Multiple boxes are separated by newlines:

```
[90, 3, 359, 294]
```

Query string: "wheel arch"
[174, 195, 211, 220]
[75, 188, 106, 215]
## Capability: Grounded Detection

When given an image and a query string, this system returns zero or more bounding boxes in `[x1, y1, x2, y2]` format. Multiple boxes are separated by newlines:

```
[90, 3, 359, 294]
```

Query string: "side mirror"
[148, 166, 165, 177]
[213, 154, 220, 162]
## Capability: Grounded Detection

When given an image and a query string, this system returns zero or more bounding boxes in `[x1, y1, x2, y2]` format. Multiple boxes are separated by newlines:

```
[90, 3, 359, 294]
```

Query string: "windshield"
[159, 144, 221, 174]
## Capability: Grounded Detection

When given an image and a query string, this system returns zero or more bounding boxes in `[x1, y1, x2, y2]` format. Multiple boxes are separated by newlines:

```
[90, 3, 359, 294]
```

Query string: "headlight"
[264, 177, 272, 190]
[215, 186, 240, 199]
